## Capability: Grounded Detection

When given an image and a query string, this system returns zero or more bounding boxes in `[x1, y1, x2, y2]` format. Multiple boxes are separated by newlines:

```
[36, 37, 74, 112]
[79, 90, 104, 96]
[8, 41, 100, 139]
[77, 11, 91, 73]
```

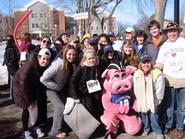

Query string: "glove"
[63, 97, 75, 115]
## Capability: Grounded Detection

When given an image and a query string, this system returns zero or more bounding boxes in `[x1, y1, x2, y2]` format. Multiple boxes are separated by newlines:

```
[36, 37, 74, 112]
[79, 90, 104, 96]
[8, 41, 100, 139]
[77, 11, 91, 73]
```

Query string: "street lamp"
[54, 24, 58, 37]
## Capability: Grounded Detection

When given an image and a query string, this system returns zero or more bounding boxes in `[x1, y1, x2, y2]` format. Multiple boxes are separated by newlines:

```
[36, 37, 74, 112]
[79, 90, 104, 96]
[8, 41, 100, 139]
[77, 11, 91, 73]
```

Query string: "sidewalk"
[0, 89, 172, 139]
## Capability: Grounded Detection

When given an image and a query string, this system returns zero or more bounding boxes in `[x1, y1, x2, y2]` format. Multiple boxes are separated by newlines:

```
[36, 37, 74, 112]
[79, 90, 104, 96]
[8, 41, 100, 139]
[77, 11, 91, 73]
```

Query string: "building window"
[104, 26, 106, 30]
[35, 13, 38, 18]
[36, 23, 39, 28]
[44, 23, 47, 28]
[31, 13, 34, 18]
[91, 26, 93, 30]
[32, 23, 35, 28]
[40, 13, 43, 18]
[96, 26, 98, 30]
[43, 13, 46, 18]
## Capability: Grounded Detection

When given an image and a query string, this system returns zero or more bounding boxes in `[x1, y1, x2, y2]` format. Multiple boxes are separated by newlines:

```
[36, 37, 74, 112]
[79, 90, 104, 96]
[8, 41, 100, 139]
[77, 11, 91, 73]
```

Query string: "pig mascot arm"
[101, 89, 130, 114]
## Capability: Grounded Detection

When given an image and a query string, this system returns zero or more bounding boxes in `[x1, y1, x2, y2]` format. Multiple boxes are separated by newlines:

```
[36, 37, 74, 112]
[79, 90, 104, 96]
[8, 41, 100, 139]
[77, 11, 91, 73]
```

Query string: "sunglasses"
[42, 40, 51, 45]
[125, 32, 132, 34]
[54, 43, 62, 46]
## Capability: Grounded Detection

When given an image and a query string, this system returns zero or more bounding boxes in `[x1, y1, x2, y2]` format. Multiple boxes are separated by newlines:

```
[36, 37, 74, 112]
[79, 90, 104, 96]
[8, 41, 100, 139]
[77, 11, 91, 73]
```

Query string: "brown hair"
[121, 40, 139, 67]
[62, 44, 77, 71]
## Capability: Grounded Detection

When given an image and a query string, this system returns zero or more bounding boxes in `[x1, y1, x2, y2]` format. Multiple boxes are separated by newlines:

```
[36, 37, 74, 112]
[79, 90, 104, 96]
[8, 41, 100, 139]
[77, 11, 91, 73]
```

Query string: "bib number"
[86, 80, 101, 93]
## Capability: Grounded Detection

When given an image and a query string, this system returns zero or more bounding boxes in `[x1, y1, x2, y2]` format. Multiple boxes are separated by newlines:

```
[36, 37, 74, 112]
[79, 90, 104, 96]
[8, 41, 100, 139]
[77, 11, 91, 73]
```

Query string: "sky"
[0, 0, 184, 25]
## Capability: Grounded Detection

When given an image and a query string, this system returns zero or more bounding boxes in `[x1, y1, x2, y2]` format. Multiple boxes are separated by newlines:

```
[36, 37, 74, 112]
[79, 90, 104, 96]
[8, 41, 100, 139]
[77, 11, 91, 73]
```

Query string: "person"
[123, 27, 135, 44]
[121, 40, 139, 69]
[97, 33, 112, 57]
[52, 38, 63, 57]
[19, 33, 35, 65]
[143, 20, 166, 63]
[112, 34, 123, 52]
[155, 21, 185, 139]
[13, 48, 51, 139]
[133, 30, 147, 57]
[100, 44, 122, 71]
[3, 35, 19, 99]
[133, 54, 165, 139]
[33, 36, 55, 61]
[59, 33, 70, 46]
[107, 31, 116, 44]
[40, 45, 77, 138]
[80, 33, 91, 51]
[69, 48, 104, 121]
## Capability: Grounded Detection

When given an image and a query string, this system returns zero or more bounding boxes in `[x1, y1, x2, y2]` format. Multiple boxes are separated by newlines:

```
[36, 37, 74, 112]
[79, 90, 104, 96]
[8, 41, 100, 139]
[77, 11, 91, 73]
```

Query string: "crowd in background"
[2, 19, 185, 139]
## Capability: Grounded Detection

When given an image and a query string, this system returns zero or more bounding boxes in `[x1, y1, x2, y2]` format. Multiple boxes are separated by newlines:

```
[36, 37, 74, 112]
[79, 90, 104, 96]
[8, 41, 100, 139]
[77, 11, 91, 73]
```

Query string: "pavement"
[0, 88, 174, 139]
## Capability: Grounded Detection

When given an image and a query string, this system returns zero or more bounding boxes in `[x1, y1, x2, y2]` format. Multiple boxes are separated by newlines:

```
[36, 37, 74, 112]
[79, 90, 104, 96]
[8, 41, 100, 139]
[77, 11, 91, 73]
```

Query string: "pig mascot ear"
[125, 66, 136, 75]
[101, 69, 109, 78]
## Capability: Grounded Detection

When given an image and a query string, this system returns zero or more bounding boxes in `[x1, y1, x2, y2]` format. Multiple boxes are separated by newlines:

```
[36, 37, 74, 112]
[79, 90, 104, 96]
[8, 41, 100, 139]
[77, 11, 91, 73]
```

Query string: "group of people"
[2, 19, 185, 139]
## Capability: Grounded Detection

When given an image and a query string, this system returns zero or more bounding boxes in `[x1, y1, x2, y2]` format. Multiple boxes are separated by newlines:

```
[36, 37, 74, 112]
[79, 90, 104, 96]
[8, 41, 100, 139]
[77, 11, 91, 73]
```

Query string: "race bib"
[86, 80, 101, 93]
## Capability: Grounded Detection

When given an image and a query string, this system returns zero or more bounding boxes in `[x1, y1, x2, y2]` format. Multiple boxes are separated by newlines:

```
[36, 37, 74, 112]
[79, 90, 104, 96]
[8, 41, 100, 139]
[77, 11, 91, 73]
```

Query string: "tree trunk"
[153, 0, 167, 28]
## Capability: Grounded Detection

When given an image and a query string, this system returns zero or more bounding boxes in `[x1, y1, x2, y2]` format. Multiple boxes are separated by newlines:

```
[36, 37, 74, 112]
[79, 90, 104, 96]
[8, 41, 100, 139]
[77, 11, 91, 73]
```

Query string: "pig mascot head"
[102, 62, 133, 95]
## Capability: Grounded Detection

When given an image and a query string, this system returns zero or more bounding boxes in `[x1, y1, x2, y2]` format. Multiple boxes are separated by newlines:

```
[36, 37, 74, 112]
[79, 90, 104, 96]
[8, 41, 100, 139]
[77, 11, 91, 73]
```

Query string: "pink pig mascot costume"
[101, 63, 141, 139]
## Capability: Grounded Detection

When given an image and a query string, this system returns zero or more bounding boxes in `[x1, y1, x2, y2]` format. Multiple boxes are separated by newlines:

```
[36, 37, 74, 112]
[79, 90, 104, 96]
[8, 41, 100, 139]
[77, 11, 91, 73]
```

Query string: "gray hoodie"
[40, 57, 68, 91]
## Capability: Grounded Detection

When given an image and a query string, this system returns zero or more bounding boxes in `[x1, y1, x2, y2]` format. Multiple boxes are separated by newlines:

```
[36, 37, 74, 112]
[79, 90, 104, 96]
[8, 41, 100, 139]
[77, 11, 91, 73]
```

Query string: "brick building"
[14, 0, 66, 37]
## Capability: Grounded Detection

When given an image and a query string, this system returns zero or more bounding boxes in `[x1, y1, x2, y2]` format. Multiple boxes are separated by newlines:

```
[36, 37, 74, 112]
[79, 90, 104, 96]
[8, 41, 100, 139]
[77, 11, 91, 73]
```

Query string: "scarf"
[134, 70, 155, 113]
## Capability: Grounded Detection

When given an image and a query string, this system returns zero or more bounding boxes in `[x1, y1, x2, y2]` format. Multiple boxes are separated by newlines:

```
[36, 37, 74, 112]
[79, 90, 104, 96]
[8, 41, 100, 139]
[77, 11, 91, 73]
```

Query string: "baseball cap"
[88, 38, 97, 45]
[38, 48, 51, 58]
[125, 27, 135, 33]
[107, 31, 115, 37]
[140, 54, 152, 63]
[103, 45, 113, 54]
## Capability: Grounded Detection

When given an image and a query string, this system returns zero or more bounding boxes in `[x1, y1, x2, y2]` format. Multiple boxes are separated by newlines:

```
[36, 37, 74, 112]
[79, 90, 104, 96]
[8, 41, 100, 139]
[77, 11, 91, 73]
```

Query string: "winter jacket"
[69, 64, 104, 120]
[143, 35, 166, 64]
[3, 42, 19, 75]
[13, 54, 48, 109]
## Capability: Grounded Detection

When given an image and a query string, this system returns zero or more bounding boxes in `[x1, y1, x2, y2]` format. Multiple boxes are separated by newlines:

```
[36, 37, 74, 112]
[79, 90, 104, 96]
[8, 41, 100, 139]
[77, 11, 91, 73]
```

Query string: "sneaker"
[141, 132, 148, 136]
[156, 134, 164, 139]
[36, 128, 45, 138]
[164, 127, 171, 134]
[24, 131, 33, 139]
[176, 129, 184, 139]
[55, 131, 67, 138]
[104, 131, 116, 139]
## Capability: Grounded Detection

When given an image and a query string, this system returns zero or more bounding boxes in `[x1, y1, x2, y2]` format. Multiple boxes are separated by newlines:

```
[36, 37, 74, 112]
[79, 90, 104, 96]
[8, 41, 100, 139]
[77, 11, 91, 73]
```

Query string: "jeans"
[141, 111, 162, 134]
[165, 87, 176, 129]
[176, 88, 185, 130]
[47, 89, 65, 134]
[9, 75, 13, 100]
[165, 87, 185, 130]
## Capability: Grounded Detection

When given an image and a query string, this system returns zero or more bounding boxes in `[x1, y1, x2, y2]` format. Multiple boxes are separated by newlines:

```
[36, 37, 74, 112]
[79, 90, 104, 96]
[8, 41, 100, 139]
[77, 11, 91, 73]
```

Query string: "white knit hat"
[38, 48, 51, 58]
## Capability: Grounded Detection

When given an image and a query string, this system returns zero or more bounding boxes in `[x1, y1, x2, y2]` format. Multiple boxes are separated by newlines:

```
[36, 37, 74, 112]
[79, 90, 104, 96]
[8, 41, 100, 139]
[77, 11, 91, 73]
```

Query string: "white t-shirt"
[113, 40, 123, 52]
[156, 37, 185, 79]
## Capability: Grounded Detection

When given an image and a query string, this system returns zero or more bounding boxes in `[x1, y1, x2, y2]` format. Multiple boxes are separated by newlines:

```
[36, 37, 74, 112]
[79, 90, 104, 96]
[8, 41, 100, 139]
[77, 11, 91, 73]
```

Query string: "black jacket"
[3, 41, 19, 75]
[69, 64, 104, 120]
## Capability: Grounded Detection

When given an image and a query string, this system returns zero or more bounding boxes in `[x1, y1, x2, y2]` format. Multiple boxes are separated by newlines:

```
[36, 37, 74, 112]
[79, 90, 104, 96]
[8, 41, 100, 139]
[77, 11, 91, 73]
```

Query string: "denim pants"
[141, 111, 162, 134]
[165, 87, 185, 130]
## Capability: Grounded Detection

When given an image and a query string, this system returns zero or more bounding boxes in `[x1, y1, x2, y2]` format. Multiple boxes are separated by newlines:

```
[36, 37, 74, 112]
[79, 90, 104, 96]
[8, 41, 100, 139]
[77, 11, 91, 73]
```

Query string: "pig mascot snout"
[101, 63, 141, 139]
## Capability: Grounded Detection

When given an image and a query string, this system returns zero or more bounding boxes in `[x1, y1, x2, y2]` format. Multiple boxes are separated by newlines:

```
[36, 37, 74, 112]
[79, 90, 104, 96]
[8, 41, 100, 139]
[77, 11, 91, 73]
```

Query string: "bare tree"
[90, 0, 123, 33]
[135, 0, 167, 28]
[2, 0, 17, 35]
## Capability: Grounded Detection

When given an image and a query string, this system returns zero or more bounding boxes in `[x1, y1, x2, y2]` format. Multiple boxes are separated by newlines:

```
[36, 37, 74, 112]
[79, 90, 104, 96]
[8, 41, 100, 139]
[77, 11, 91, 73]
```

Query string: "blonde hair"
[80, 48, 96, 67]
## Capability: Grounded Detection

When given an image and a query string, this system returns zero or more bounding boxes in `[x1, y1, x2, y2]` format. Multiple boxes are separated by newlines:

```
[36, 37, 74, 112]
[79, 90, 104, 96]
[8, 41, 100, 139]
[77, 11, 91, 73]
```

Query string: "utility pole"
[174, 0, 179, 24]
